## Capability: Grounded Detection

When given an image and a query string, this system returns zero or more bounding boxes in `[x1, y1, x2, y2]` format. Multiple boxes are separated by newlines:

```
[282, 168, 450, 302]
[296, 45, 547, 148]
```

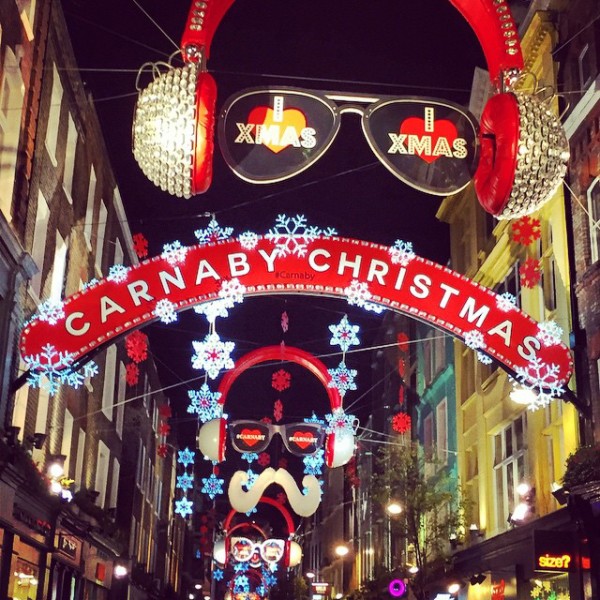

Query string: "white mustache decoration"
[228, 468, 322, 517]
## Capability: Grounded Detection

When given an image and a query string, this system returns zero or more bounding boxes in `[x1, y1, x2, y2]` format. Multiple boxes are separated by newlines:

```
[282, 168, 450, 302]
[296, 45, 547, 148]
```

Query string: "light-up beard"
[228, 467, 322, 517]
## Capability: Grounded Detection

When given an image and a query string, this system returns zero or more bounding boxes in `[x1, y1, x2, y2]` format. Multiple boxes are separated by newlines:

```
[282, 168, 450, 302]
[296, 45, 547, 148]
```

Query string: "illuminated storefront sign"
[533, 530, 589, 573]
[20, 237, 572, 390]
[388, 579, 406, 597]
[219, 88, 478, 194]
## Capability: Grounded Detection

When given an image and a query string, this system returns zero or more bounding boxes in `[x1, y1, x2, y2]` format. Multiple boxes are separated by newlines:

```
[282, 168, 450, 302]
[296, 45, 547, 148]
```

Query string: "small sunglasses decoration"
[229, 420, 325, 456]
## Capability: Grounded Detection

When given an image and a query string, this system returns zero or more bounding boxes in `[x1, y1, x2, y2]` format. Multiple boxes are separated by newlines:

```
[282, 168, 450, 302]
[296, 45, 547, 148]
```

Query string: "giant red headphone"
[134, 0, 569, 220]
[197, 345, 356, 468]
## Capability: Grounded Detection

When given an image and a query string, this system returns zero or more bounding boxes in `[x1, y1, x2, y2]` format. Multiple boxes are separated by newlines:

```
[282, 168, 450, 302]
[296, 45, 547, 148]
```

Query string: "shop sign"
[312, 582, 329, 595]
[491, 579, 506, 600]
[58, 534, 79, 559]
[534, 530, 576, 572]
[20, 237, 573, 391]
[218, 88, 478, 195]
[388, 579, 406, 597]
[13, 505, 52, 538]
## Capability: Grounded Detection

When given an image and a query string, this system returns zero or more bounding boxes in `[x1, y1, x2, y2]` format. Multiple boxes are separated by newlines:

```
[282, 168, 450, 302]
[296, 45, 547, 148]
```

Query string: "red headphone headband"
[223, 496, 296, 536]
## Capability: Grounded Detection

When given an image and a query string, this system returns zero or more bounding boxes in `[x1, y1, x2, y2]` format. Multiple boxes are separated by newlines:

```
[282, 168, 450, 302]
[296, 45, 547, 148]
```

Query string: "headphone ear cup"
[192, 71, 218, 195]
[197, 418, 226, 462]
[324, 432, 355, 468]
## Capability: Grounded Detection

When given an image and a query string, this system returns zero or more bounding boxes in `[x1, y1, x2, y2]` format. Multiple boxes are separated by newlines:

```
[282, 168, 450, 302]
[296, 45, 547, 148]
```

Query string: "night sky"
[62, 0, 486, 455]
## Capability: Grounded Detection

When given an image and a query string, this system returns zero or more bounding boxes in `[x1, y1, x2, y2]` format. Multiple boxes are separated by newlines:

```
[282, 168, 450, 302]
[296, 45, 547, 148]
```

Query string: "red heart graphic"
[399, 117, 458, 164]
[239, 429, 264, 447]
[289, 432, 316, 450]
[247, 106, 307, 154]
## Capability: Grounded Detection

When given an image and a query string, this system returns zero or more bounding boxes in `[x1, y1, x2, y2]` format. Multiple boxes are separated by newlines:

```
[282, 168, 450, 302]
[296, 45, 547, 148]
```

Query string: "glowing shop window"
[9, 540, 40, 600]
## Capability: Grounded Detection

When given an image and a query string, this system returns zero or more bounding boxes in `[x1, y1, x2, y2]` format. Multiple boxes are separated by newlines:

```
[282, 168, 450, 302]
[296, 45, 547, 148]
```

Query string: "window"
[109, 458, 120, 508]
[436, 399, 448, 465]
[63, 114, 77, 202]
[75, 429, 86, 487]
[130, 516, 138, 559]
[34, 386, 50, 435]
[84, 168, 97, 249]
[11, 361, 29, 437]
[60, 410, 74, 475]
[493, 414, 527, 531]
[116, 362, 126, 438]
[102, 346, 117, 420]
[30, 191, 50, 296]
[95, 201, 108, 273]
[496, 262, 521, 309]
[423, 413, 434, 477]
[423, 338, 434, 383]
[50, 232, 68, 302]
[95, 440, 110, 508]
[136, 444, 146, 488]
[588, 177, 600, 263]
[45, 65, 63, 164]
[114, 238, 123, 266]
[578, 44, 593, 88]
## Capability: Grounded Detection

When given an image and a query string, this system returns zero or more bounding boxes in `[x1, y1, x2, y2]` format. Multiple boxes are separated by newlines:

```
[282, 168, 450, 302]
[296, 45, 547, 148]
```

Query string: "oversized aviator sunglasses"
[217, 87, 479, 196]
[229, 420, 325, 456]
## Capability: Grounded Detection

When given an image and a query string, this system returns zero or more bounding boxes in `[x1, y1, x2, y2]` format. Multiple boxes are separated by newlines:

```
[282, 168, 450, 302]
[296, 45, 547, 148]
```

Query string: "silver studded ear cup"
[497, 92, 570, 220]
[133, 63, 201, 199]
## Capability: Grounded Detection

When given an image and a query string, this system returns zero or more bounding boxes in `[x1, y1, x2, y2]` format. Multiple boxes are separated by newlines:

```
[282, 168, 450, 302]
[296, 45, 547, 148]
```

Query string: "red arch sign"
[20, 237, 572, 388]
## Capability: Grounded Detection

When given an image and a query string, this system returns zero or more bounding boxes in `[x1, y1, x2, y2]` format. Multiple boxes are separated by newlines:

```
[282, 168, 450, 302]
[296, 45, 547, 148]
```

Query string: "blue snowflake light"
[262, 569, 277, 587]
[177, 447, 196, 468]
[325, 408, 358, 436]
[245, 507, 258, 516]
[213, 568, 224, 581]
[107, 264, 129, 283]
[35, 299, 65, 325]
[83, 277, 99, 289]
[304, 413, 325, 425]
[153, 299, 178, 324]
[174, 497, 194, 518]
[162, 240, 189, 265]
[187, 383, 222, 422]
[241, 452, 258, 464]
[256, 585, 267, 597]
[176, 473, 194, 491]
[191, 332, 235, 380]
[266, 214, 337, 258]
[234, 562, 249, 574]
[194, 218, 234, 245]
[244, 469, 258, 490]
[304, 449, 325, 476]
[234, 575, 250, 593]
[201, 473, 225, 499]
[329, 315, 360, 353]
[24, 343, 75, 396]
[327, 362, 357, 397]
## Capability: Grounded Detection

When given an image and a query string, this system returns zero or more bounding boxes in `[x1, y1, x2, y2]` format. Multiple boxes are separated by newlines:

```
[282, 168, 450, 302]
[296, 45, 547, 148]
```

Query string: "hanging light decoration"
[132, 0, 233, 197]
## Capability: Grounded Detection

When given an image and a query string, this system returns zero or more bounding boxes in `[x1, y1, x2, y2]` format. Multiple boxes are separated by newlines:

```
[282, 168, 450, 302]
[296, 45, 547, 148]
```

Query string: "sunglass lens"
[230, 422, 270, 453]
[284, 424, 323, 455]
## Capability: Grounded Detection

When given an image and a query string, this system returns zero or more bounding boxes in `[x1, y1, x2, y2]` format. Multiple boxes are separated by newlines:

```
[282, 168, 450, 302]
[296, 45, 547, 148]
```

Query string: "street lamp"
[335, 544, 350, 557]
[306, 571, 316, 579]
[386, 502, 403, 515]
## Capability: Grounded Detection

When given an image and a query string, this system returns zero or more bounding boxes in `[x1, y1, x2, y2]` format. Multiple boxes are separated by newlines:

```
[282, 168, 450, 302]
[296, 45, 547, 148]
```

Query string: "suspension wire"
[130, 0, 181, 52]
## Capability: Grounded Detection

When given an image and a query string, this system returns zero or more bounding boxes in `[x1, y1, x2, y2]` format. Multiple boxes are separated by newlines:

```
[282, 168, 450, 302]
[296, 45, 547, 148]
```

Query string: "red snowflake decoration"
[261, 416, 272, 424]
[281, 311, 289, 333]
[132, 232, 149, 258]
[158, 422, 171, 436]
[125, 330, 149, 363]
[125, 362, 139, 386]
[159, 404, 172, 418]
[392, 412, 412, 434]
[278, 458, 288, 469]
[511, 216, 541, 246]
[157, 444, 168, 458]
[345, 457, 360, 488]
[258, 452, 271, 467]
[272, 369, 291, 392]
[519, 258, 542, 288]
[276, 492, 287, 505]
[273, 399, 283, 422]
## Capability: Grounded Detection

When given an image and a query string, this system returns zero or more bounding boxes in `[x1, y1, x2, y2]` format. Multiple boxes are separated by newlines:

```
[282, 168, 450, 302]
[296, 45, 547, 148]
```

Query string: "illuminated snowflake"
[304, 449, 325, 475]
[511, 216, 541, 246]
[153, 299, 178, 324]
[305, 413, 325, 425]
[363, 301, 385, 314]
[266, 214, 335, 257]
[219, 278, 246, 305]
[83, 278, 100, 289]
[234, 575, 250, 593]
[272, 369, 291, 392]
[24, 343, 75, 396]
[511, 357, 565, 410]
[35, 299, 66, 325]
[187, 383, 222, 422]
[256, 585, 267, 597]
[477, 351, 493, 365]
[325, 407, 358, 435]
[267, 561, 279, 573]
[392, 412, 411, 434]
[496, 292, 517, 312]
[157, 444, 168, 458]
[125, 362, 139, 386]
[176, 473, 194, 491]
[202, 473, 225, 499]
[239, 231, 259, 250]
[125, 330, 149, 363]
[464, 329, 486, 350]
[108, 264, 129, 283]
[175, 497, 194, 518]
[178, 447, 196, 468]
[537, 320, 563, 347]
[389, 239, 415, 266]
[242, 452, 258, 464]
[234, 562, 249, 574]
[212, 568, 224, 581]
[329, 315, 360, 353]
[162, 240, 188, 265]
[262, 569, 277, 588]
[281, 311, 289, 332]
[276, 492, 287, 505]
[344, 279, 372, 308]
[245, 507, 258, 516]
[158, 422, 170, 436]
[191, 332, 235, 379]
[274, 399, 283, 422]
[520, 258, 542, 289]
[328, 362, 358, 397]
[194, 218, 234, 245]
[60, 361, 99, 390]
[194, 299, 230, 323]
[244, 469, 258, 490]
[258, 452, 270, 467]
[132, 232, 149, 258]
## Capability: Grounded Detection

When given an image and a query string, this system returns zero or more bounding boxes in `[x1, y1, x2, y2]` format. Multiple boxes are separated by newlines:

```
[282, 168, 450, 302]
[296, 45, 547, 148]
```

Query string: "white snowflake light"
[174, 497, 194, 518]
[325, 407, 358, 436]
[191, 332, 235, 379]
[162, 240, 189, 265]
[304, 449, 325, 476]
[194, 299, 230, 323]
[363, 301, 385, 314]
[328, 362, 358, 397]
[329, 315, 360, 353]
[266, 214, 336, 258]
[24, 343, 75, 396]
[344, 279, 372, 308]
[107, 264, 129, 283]
[511, 357, 565, 411]
[201, 473, 225, 499]
[464, 329, 486, 350]
[35, 299, 66, 325]
[187, 383, 222, 422]
[176, 473, 194, 491]
[389, 240, 415, 266]
[177, 447, 196, 468]
[153, 299, 178, 324]
[219, 278, 246, 306]
[496, 292, 517, 312]
[194, 218, 234, 245]
[239, 231, 259, 250]
[477, 351, 493, 365]
[537, 321, 563, 347]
